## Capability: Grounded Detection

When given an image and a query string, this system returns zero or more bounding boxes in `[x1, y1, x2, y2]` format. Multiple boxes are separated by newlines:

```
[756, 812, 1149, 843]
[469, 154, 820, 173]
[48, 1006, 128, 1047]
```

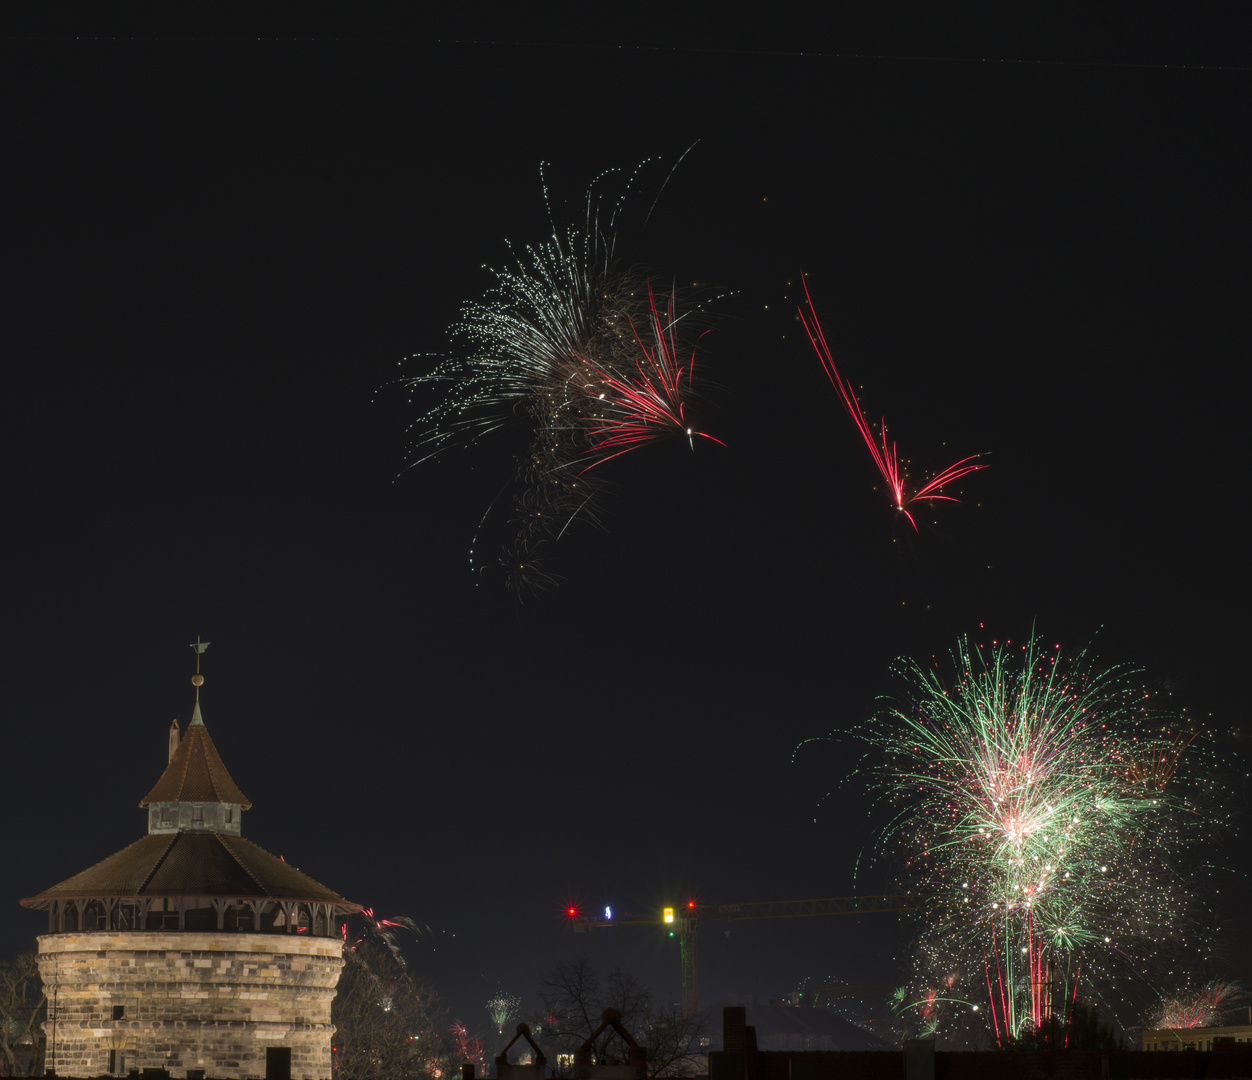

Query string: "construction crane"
[570, 894, 923, 1017]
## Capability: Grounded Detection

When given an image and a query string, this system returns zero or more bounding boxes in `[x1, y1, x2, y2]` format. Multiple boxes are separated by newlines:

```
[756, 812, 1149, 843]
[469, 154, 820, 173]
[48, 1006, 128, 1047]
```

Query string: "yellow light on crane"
[663, 907, 674, 923]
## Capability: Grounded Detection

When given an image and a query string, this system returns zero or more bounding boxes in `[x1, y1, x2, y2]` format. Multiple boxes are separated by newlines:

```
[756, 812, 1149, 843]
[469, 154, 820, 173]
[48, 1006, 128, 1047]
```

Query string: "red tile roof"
[139, 718, 251, 809]
[21, 832, 358, 908]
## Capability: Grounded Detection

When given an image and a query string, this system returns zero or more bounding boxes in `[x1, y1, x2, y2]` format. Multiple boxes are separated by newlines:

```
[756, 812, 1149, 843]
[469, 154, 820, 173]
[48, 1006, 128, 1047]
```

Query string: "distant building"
[707, 1005, 1252, 1080]
[22, 654, 361, 1079]
[703, 999, 895, 1052]
[1141, 1023, 1252, 1051]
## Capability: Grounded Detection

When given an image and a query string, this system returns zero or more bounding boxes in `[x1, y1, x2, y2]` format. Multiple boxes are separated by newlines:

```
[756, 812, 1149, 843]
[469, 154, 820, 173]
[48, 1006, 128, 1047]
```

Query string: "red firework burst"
[798, 279, 986, 529]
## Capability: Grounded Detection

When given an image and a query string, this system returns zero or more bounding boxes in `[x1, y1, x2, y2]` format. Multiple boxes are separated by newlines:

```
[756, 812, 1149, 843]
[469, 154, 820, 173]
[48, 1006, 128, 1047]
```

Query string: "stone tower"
[22, 648, 360, 1079]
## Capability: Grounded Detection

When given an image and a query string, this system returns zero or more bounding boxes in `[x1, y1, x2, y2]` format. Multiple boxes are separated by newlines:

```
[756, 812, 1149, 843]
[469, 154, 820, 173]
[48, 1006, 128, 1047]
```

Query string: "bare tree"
[333, 940, 448, 1080]
[0, 953, 45, 1077]
[633, 1008, 708, 1079]
[538, 959, 706, 1077]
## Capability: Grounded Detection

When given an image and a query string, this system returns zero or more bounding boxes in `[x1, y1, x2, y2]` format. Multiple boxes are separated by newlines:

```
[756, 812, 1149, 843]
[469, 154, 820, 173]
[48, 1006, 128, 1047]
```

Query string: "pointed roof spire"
[140, 721, 251, 808]
[138, 638, 250, 809]
[190, 635, 209, 725]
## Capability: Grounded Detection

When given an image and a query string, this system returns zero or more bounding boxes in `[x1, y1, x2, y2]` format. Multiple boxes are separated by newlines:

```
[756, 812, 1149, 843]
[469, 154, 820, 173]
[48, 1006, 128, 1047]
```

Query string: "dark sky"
[3, 5, 1248, 1039]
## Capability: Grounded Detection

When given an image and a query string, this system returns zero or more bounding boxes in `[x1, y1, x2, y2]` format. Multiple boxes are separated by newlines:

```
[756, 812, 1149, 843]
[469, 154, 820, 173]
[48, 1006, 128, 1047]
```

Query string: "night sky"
[4, 7, 1248, 1039]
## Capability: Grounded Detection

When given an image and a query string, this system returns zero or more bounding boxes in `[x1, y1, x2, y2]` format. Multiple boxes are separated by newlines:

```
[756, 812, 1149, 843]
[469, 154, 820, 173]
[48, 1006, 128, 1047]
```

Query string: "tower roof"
[25, 641, 360, 919]
[20, 832, 359, 909]
[140, 709, 251, 809]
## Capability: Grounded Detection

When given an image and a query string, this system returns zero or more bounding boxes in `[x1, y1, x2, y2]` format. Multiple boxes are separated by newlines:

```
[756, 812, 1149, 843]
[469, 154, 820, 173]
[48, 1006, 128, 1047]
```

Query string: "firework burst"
[797, 279, 986, 529]
[839, 633, 1225, 1046]
[340, 907, 426, 972]
[577, 281, 725, 465]
[487, 991, 521, 1035]
[1148, 979, 1245, 1030]
[398, 157, 723, 592]
[450, 1019, 488, 1070]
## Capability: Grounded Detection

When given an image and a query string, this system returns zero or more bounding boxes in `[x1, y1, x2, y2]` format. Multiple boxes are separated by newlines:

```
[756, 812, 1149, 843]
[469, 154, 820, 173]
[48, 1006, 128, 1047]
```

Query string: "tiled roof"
[139, 717, 251, 809]
[21, 832, 358, 908]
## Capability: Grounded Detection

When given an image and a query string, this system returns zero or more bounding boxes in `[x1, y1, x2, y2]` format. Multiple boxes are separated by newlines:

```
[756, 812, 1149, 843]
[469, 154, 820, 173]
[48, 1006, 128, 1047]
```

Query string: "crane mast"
[571, 894, 922, 1017]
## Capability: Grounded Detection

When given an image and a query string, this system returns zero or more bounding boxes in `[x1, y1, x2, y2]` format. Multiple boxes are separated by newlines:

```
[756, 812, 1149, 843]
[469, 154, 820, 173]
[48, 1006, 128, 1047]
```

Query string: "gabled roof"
[139, 705, 251, 809]
[21, 832, 358, 909]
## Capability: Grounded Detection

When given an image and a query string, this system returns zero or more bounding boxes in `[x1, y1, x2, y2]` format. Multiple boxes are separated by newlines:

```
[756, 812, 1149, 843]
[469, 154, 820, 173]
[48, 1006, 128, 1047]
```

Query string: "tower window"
[225, 808, 233, 823]
[192, 806, 203, 823]
[160, 807, 170, 822]
[112, 1005, 125, 1020]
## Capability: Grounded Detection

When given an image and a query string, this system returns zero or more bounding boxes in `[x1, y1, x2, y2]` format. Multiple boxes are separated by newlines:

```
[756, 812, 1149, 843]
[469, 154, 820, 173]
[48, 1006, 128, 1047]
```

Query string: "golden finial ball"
[191, 674, 204, 687]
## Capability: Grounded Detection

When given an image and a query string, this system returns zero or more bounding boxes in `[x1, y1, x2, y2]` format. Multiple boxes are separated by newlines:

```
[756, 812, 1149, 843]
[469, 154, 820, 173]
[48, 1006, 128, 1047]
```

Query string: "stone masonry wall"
[38, 931, 344, 1079]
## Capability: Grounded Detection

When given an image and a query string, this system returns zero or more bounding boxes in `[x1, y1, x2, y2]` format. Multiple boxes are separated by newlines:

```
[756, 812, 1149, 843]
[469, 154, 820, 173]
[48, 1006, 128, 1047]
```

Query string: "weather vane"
[190, 635, 209, 690]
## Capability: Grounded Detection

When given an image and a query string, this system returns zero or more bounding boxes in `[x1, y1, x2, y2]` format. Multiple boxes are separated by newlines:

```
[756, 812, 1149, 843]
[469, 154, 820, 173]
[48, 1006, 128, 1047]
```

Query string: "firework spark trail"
[797, 279, 987, 529]
[398, 160, 723, 592]
[1150, 980, 1245, 1030]
[578, 282, 726, 466]
[487, 992, 521, 1034]
[840, 634, 1224, 1045]
[341, 907, 426, 972]
[450, 1020, 487, 1070]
